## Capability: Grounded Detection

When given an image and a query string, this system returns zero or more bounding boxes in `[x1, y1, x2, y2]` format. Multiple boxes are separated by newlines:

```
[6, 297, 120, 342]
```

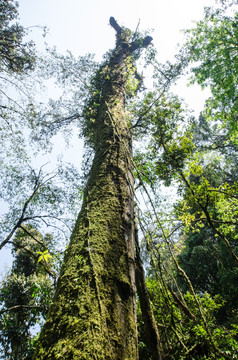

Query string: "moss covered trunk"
[33, 18, 152, 360]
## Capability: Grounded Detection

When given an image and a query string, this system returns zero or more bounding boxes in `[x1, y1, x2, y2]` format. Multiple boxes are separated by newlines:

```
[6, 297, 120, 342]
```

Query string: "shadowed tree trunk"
[135, 225, 163, 360]
[33, 18, 152, 360]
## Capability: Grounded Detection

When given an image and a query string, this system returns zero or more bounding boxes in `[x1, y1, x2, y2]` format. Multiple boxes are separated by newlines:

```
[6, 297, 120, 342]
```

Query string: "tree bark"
[33, 18, 152, 360]
[135, 225, 164, 360]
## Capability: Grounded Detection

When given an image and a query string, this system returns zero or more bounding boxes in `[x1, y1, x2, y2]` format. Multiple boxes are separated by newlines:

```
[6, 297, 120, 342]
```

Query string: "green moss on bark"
[34, 145, 137, 359]
[33, 18, 152, 360]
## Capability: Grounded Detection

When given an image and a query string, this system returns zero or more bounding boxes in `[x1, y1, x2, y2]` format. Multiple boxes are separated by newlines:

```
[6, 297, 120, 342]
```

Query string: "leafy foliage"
[0, 0, 35, 73]
[0, 161, 83, 255]
[185, 3, 238, 143]
[132, 3, 238, 358]
[138, 278, 238, 359]
[0, 227, 55, 359]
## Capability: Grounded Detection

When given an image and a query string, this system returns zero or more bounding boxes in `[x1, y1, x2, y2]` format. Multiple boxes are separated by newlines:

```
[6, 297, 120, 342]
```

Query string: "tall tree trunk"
[33, 18, 152, 360]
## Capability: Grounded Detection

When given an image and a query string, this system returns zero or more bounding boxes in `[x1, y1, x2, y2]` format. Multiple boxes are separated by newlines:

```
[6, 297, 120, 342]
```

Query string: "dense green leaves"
[132, 3, 238, 358]
[138, 277, 238, 359]
[0, 227, 55, 359]
[185, 4, 238, 143]
[0, 0, 35, 73]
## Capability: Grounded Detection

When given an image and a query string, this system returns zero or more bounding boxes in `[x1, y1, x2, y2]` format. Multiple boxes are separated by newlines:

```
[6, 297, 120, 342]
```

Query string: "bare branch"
[0, 305, 43, 315]
[109, 17, 122, 35]
[19, 225, 47, 249]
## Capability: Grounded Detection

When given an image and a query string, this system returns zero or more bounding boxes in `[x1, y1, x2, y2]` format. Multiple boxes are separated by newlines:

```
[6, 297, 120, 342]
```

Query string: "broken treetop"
[109, 16, 153, 52]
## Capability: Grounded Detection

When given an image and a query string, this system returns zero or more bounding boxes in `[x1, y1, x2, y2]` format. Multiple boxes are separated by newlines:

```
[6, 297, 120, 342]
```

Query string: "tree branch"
[0, 305, 42, 315]
[8, 240, 57, 279]
[109, 17, 122, 35]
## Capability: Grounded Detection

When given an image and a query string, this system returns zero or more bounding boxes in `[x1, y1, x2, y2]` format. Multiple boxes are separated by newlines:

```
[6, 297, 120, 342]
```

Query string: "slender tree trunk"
[135, 224, 164, 360]
[33, 18, 152, 360]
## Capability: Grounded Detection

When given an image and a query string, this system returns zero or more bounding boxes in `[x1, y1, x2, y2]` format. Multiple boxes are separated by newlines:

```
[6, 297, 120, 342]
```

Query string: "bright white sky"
[17, 0, 215, 113]
[18, 0, 215, 60]
[0, 0, 216, 274]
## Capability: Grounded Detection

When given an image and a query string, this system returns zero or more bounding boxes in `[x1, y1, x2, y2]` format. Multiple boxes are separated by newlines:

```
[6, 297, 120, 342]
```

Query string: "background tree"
[128, 2, 238, 357]
[184, 2, 238, 144]
[0, 0, 35, 73]
[0, 226, 55, 359]
[175, 2, 238, 323]
[0, 0, 85, 270]
[0, 0, 36, 157]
